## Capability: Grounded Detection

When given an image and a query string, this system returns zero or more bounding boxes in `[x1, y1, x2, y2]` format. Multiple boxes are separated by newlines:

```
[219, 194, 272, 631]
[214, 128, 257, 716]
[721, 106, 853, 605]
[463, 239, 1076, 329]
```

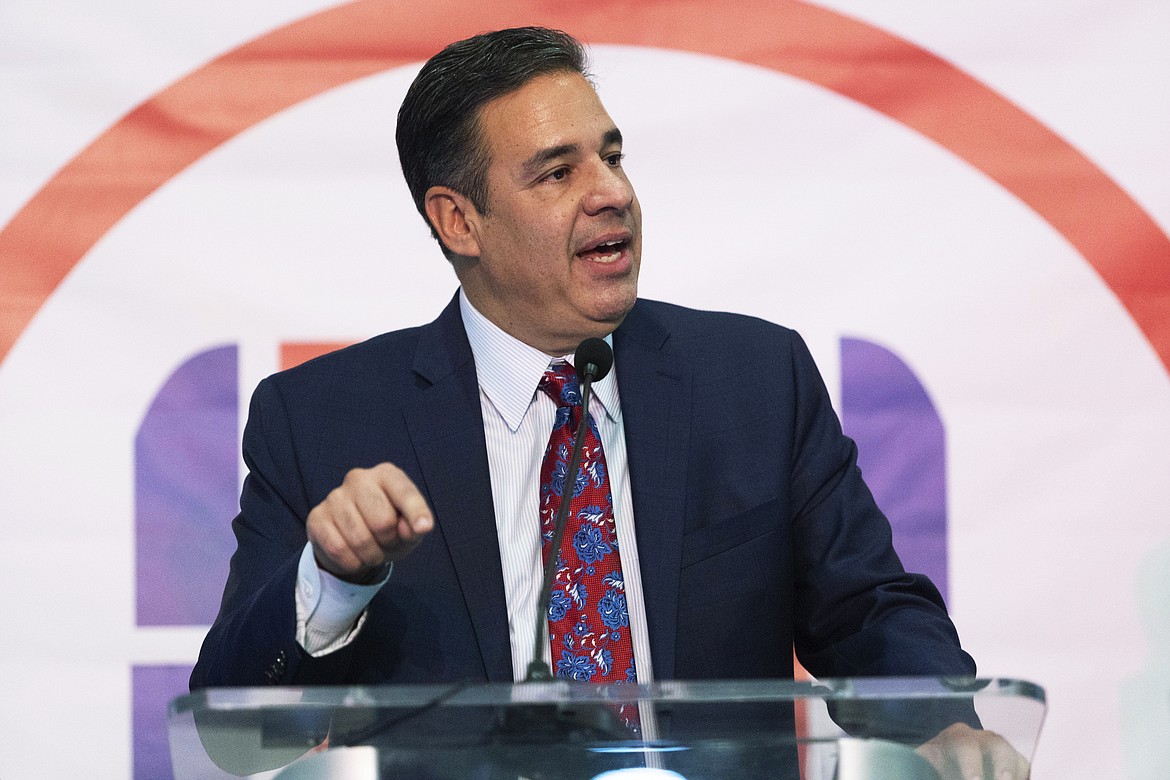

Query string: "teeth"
[579, 238, 625, 262]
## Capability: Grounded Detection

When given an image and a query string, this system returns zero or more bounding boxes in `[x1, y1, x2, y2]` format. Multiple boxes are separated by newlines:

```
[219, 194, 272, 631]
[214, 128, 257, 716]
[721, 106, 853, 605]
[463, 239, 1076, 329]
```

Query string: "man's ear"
[425, 186, 482, 258]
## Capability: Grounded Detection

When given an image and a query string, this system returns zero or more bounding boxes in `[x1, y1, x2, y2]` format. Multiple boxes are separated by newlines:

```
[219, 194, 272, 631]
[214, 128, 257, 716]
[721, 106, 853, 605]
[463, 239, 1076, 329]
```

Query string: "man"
[191, 26, 1026, 778]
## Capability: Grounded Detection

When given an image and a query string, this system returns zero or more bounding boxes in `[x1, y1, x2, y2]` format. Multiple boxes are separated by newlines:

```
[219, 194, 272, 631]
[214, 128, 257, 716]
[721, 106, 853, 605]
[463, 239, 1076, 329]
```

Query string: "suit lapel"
[402, 296, 513, 682]
[614, 303, 691, 680]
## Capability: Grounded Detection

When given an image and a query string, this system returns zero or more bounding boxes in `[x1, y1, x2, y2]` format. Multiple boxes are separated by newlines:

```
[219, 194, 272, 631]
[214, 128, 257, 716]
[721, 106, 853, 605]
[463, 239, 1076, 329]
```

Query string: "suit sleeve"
[189, 377, 356, 689]
[785, 333, 976, 680]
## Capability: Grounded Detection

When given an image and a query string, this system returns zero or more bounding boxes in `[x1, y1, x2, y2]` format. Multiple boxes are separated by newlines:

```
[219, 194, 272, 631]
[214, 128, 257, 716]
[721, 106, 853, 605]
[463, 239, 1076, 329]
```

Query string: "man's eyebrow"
[519, 128, 625, 178]
[521, 143, 578, 178]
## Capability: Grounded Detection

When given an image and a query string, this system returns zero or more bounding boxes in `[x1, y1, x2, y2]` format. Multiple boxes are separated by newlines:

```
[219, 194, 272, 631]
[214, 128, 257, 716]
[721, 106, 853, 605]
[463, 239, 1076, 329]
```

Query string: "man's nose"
[581, 161, 635, 216]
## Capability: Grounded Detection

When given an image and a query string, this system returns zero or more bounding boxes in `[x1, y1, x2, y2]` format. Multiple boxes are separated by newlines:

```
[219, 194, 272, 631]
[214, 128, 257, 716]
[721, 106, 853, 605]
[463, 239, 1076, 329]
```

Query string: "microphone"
[574, 337, 614, 385]
[525, 337, 614, 682]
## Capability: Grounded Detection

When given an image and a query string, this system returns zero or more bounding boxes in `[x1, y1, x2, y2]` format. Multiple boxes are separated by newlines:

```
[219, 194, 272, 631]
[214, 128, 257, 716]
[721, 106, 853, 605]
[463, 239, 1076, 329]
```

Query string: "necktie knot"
[540, 362, 581, 407]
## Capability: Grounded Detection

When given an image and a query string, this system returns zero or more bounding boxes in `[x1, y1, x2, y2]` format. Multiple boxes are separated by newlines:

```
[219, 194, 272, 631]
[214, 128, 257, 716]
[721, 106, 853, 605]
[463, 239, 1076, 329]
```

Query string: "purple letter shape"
[840, 337, 949, 602]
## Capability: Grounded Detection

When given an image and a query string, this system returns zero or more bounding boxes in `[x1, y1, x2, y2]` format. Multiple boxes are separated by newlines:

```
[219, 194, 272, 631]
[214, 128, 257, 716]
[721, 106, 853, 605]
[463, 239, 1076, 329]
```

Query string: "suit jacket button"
[265, 650, 289, 684]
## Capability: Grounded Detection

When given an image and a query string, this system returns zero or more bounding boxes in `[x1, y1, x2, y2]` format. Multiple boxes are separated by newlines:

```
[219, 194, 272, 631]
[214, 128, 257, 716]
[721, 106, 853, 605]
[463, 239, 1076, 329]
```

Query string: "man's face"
[456, 70, 642, 356]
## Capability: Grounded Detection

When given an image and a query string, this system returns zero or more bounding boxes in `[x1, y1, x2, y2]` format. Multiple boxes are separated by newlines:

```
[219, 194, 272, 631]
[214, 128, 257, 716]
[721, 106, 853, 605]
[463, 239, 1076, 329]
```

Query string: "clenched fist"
[307, 463, 433, 583]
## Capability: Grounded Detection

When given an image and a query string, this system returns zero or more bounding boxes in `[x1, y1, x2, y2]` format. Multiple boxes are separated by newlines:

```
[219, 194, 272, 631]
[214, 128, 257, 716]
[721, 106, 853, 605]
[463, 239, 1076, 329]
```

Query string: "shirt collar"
[459, 289, 620, 432]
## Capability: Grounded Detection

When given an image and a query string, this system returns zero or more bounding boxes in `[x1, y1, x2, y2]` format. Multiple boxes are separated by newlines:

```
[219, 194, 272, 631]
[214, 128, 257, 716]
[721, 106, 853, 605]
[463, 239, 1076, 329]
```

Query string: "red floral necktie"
[537, 362, 636, 687]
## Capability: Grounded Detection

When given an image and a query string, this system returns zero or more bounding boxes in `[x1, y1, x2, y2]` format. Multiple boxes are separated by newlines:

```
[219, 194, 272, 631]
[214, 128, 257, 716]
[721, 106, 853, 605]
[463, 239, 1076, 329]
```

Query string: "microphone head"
[574, 338, 614, 383]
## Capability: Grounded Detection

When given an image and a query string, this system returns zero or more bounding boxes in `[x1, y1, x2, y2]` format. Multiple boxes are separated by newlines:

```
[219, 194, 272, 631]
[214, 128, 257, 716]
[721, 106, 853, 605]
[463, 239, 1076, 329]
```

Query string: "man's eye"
[546, 168, 569, 182]
[606, 152, 625, 166]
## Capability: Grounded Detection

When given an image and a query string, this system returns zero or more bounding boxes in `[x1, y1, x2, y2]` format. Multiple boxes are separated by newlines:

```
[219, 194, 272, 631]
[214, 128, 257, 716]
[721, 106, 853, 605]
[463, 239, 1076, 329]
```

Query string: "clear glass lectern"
[169, 677, 1045, 779]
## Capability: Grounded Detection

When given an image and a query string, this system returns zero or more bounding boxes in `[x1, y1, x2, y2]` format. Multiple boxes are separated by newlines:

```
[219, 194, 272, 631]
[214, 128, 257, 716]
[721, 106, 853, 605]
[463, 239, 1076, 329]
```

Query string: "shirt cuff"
[294, 542, 391, 657]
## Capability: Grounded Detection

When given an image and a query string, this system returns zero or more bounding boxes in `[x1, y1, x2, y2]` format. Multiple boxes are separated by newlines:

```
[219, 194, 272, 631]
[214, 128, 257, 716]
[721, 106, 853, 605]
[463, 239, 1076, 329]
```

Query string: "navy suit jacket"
[191, 295, 974, 689]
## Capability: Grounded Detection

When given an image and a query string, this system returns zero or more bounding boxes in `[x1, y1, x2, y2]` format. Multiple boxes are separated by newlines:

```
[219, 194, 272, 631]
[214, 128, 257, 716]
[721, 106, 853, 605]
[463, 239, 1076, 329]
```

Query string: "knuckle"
[343, 466, 372, 487]
[321, 484, 350, 513]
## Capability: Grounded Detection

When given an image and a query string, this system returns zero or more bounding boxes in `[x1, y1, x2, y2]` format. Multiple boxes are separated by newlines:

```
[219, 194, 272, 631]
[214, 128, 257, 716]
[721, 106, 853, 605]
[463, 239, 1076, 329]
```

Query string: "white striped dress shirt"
[295, 290, 654, 684]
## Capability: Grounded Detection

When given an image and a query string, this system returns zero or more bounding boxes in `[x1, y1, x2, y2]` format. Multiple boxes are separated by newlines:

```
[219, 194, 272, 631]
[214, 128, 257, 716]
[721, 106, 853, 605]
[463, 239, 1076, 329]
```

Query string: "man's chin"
[590, 291, 638, 331]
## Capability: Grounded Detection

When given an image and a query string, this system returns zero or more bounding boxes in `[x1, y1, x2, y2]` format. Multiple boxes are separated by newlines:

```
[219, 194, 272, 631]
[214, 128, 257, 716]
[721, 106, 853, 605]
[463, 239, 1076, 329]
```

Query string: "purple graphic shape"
[840, 337, 948, 602]
[135, 344, 238, 625]
[133, 663, 192, 780]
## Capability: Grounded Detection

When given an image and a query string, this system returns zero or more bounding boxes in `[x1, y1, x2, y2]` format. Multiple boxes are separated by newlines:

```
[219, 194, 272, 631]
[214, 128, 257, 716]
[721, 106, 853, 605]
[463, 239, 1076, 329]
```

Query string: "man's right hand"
[306, 463, 433, 583]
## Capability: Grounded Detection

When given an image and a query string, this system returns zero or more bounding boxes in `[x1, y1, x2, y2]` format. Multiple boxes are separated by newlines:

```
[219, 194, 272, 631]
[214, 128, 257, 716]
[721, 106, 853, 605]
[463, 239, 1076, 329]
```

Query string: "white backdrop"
[1, 1, 1168, 777]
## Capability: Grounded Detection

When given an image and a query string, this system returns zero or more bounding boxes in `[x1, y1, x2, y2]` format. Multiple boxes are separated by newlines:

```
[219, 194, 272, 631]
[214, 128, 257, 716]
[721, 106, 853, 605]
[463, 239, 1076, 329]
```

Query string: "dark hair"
[395, 27, 589, 257]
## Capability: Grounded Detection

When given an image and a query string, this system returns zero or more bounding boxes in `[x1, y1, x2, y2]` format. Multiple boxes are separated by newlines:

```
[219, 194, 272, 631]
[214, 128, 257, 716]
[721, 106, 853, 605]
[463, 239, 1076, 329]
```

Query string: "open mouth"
[576, 237, 629, 264]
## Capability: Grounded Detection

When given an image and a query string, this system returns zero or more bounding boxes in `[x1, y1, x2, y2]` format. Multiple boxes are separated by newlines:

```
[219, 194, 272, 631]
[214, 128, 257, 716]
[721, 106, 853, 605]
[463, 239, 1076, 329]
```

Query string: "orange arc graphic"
[1, 0, 1168, 373]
